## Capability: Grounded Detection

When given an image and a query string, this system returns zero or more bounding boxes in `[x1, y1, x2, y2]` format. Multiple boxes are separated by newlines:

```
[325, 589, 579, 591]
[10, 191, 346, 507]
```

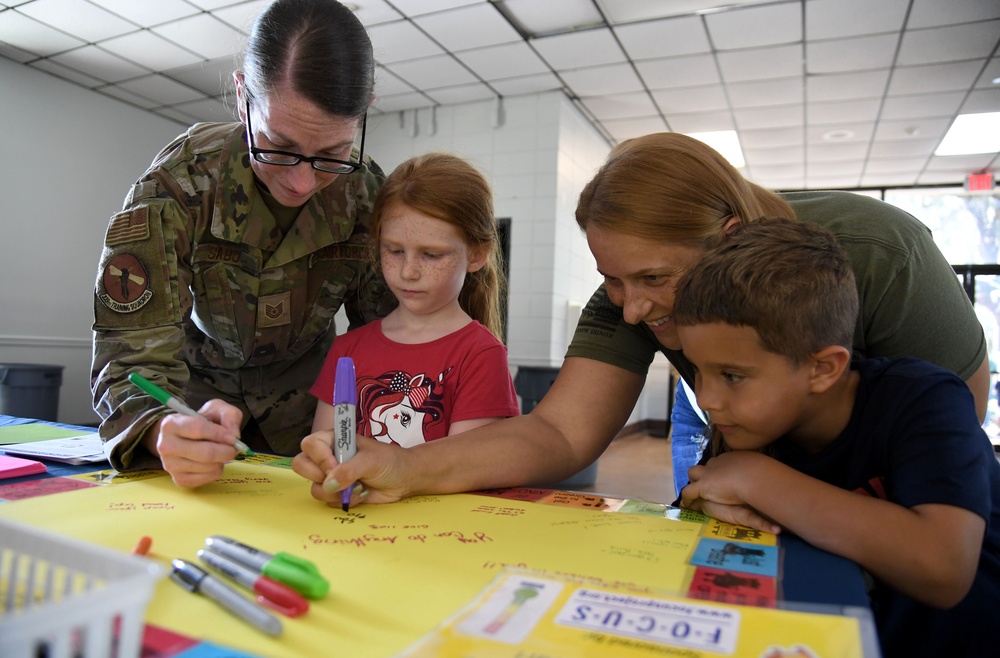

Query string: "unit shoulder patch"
[98, 253, 153, 313]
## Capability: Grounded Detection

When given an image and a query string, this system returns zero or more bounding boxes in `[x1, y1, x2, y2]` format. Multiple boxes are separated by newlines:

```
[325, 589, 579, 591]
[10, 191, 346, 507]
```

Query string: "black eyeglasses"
[244, 100, 366, 175]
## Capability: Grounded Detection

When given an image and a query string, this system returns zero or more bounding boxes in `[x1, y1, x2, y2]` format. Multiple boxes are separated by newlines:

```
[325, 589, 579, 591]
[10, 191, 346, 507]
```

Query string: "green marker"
[128, 372, 254, 456]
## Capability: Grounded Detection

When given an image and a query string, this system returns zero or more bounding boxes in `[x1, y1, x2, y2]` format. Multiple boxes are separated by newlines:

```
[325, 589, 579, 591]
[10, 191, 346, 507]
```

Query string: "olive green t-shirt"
[566, 190, 987, 387]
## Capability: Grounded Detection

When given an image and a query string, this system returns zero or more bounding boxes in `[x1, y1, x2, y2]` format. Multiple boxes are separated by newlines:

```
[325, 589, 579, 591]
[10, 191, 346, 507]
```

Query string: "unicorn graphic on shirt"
[358, 369, 450, 448]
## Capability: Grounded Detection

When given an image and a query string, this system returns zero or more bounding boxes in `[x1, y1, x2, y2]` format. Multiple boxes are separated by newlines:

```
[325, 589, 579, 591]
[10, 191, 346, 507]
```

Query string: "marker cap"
[263, 552, 330, 599]
[334, 357, 356, 406]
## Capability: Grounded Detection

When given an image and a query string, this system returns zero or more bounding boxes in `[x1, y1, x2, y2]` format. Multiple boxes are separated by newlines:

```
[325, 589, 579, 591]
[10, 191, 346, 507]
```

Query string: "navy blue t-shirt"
[773, 358, 1000, 658]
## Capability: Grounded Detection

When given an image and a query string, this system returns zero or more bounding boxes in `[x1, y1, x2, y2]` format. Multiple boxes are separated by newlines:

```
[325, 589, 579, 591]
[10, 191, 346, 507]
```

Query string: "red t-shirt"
[310, 320, 520, 447]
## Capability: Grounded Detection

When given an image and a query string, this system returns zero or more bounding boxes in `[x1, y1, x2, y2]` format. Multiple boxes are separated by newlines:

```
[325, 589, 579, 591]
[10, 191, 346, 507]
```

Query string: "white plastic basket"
[0, 517, 163, 658]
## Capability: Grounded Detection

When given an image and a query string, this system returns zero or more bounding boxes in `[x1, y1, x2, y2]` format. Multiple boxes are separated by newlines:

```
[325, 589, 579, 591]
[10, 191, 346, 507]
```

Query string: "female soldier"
[93, 0, 395, 488]
[293, 132, 989, 507]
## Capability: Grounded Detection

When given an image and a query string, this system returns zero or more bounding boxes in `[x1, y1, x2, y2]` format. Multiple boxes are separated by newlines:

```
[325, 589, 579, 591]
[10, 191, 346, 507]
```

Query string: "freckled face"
[240, 87, 361, 208]
[586, 224, 705, 350]
[379, 205, 483, 319]
[677, 322, 813, 450]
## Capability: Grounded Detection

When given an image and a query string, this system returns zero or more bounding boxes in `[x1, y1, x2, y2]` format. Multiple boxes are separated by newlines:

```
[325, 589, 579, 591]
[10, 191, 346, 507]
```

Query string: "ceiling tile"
[613, 16, 709, 60]
[744, 146, 804, 165]
[210, 0, 270, 33]
[489, 72, 563, 96]
[888, 61, 983, 95]
[117, 73, 206, 106]
[807, 160, 865, 177]
[863, 158, 923, 175]
[559, 62, 643, 96]
[749, 162, 810, 182]
[151, 14, 245, 60]
[924, 153, 998, 171]
[49, 45, 148, 83]
[807, 98, 881, 125]
[495, 0, 603, 36]
[385, 53, 477, 89]
[868, 138, 938, 158]
[87, 0, 199, 26]
[705, 2, 800, 51]
[390, 0, 483, 17]
[600, 115, 669, 141]
[28, 58, 103, 86]
[897, 22, 1000, 67]
[976, 57, 1000, 88]
[806, 70, 890, 102]
[963, 88, 1000, 114]
[873, 117, 952, 141]
[0, 10, 84, 56]
[807, 141, 869, 161]
[907, 0, 1000, 29]
[456, 41, 548, 81]
[860, 171, 919, 186]
[532, 27, 624, 70]
[666, 110, 734, 133]
[805, 0, 908, 40]
[17, 0, 136, 43]
[717, 44, 802, 83]
[368, 20, 444, 64]
[727, 77, 803, 108]
[652, 84, 728, 114]
[164, 56, 236, 97]
[739, 126, 805, 149]
[806, 34, 898, 74]
[374, 67, 417, 97]
[880, 92, 965, 121]
[581, 91, 657, 120]
[0, 40, 35, 62]
[426, 82, 497, 105]
[99, 30, 202, 71]
[96, 82, 160, 109]
[414, 4, 519, 52]
[734, 103, 804, 130]
[348, 0, 403, 27]
[805, 122, 874, 144]
[635, 53, 719, 89]
[598, 0, 773, 25]
[151, 105, 198, 125]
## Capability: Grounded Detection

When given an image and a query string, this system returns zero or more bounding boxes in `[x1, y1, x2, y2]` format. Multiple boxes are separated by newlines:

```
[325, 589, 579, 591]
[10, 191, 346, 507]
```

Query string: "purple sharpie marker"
[334, 357, 357, 512]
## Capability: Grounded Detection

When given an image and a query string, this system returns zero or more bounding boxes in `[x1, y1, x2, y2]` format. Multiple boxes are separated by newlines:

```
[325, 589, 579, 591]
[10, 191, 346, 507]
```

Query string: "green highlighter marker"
[128, 372, 254, 456]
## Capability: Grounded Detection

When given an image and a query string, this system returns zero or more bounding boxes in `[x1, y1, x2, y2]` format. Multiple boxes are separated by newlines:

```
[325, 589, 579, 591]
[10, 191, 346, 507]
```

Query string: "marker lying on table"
[170, 558, 282, 636]
[205, 536, 330, 600]
[334, 356, 358, 512]
[128, 372, 253, 456]
[197, 548, 309, 617]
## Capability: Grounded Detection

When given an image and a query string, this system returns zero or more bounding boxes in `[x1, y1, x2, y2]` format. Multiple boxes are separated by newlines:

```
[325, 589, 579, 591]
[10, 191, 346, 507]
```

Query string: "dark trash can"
[514, 366, 598, 489]
[0, 363, 64, 422]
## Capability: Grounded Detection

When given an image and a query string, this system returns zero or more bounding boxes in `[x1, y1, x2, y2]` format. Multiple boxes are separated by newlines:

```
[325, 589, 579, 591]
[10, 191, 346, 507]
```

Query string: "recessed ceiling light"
[822, 129, 854, 141]
[936, 112, 1000, 156]
[686, 130, 745, 169]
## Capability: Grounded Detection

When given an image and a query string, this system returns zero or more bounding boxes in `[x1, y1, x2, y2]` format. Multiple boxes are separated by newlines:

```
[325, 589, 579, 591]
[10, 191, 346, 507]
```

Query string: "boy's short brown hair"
[673, 218, 859, 365]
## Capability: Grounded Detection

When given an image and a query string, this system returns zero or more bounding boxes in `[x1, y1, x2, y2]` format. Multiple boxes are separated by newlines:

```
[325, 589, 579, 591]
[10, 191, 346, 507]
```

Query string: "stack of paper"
[0, 454, 47, 479]
[1, 433, 106, 465]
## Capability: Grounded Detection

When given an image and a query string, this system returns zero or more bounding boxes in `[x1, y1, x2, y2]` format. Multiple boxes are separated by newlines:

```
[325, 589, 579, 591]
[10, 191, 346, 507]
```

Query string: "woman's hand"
[680, 451, 782, 535]
[293, 432, 414, 507]
[148, 399, 244, 488]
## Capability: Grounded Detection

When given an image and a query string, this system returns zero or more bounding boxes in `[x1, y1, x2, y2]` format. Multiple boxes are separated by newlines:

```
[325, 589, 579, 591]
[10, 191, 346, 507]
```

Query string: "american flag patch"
[106, 207, 150, 246]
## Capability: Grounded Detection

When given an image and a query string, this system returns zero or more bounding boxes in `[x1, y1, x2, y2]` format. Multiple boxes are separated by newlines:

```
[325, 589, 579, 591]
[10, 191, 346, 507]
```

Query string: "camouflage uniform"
[92, 122, 396, 471]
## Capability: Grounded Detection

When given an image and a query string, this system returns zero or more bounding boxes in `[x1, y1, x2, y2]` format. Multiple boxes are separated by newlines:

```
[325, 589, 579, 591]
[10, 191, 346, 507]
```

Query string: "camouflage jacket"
[92, 122, 396, 471]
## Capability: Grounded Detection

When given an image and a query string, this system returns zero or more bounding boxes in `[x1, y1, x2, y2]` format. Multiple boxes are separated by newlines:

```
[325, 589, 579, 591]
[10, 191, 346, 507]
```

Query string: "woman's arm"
[683, 451, 984, 608]
[293, 357, 647, 503]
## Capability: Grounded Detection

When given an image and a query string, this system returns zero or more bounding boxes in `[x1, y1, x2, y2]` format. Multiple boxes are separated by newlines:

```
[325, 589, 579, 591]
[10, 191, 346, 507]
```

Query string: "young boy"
[672, 218, 1000, 658]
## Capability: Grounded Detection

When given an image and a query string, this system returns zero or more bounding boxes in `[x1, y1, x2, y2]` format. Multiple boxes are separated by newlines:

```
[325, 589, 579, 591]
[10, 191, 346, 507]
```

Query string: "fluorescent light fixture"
[496, 0, 604, 37]
[686, 130, 746, 169]
[935, 112, 1000, 156]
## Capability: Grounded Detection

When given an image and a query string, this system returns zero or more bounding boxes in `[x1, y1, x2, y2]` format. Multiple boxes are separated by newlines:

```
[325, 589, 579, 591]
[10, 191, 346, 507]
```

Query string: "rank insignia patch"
[99, 253, 153, 313]
[258, 292, 291, 328]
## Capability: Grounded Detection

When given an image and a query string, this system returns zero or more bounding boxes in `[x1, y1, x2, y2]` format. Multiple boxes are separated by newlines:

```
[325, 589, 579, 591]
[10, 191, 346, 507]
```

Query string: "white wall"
[1, 59, 671, 428]
[1, 58, 183, 424]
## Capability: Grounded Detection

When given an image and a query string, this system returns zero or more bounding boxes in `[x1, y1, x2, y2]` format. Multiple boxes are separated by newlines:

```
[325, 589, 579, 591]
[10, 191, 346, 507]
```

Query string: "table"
[1, 419, 876, 658]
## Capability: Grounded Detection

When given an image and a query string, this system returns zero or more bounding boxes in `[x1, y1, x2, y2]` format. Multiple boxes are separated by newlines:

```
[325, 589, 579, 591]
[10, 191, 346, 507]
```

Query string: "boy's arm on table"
[682, 451, 984, 609]
[293, 357, 646, 505]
